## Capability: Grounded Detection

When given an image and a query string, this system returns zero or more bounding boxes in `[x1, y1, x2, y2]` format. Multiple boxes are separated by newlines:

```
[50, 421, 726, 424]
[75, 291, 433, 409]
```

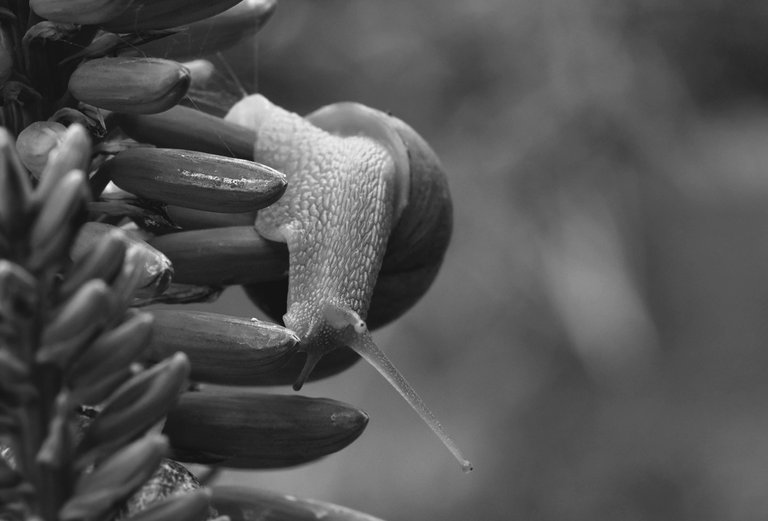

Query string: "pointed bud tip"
[331, 407, 369, 431]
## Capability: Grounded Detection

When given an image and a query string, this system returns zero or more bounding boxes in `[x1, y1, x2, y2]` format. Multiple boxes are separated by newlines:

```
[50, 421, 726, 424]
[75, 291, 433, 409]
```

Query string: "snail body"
[226, 95, 470, 471]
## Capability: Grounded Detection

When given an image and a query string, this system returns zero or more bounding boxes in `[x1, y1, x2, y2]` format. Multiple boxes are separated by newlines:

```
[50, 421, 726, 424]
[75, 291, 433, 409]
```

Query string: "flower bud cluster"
[0, 1, 382, 520]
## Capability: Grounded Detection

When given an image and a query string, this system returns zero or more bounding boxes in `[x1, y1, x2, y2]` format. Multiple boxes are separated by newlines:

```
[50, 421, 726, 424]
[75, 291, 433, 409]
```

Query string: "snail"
[225, 95, 471, 471]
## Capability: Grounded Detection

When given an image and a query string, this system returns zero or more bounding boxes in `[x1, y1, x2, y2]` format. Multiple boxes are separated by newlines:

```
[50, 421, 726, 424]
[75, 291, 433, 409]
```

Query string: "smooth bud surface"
[165, 389, 369, 468]
[69, 57, 190, 114]
[110, 105, 255, 159]
[236, 342, 362, 386]
[165, 206, 256, 229]
[145, 310, 298, 384]
[102, 147, 286, 212]
[149, 226, 287, 287]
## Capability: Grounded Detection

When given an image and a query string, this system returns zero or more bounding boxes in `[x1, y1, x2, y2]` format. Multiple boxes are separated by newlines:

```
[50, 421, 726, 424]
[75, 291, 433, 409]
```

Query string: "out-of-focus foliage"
[193, 1, 768, 520]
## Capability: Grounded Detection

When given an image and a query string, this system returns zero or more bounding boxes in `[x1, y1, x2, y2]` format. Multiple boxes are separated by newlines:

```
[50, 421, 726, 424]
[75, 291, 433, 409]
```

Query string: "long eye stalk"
[348, 329, 473, 473]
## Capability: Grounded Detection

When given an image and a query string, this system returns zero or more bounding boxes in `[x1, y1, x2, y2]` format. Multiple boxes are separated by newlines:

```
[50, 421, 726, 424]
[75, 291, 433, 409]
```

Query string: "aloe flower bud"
[148, 226, 286, 287]
[68, 57, 190, 114]
[109, 105, 256, 159]
[100, 147, 287, 212]
[144, 310, 298, 384]
[164, 389, 369, 468]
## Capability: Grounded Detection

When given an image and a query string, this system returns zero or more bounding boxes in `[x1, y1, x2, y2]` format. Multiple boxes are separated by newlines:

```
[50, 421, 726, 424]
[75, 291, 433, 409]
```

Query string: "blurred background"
[184, 1, 768, 519]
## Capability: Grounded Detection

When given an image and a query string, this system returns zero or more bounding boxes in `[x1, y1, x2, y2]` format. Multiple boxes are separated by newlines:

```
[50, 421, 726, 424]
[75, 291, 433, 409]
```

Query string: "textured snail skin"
[227, 95, 398, 382]
[226, 95, 471, 471]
